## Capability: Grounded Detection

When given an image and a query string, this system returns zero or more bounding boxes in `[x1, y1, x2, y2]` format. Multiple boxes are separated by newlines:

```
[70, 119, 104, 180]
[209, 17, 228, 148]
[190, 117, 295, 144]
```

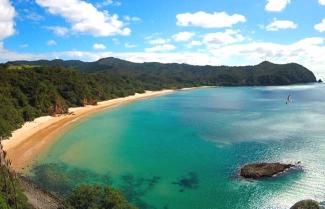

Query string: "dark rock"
[240, 162, 295, 179]
[290, 200, 322, 209]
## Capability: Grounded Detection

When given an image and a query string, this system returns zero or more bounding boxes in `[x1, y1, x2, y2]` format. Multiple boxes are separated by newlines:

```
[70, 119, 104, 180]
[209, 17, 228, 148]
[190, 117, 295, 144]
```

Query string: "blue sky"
[1, 0, 325, 78]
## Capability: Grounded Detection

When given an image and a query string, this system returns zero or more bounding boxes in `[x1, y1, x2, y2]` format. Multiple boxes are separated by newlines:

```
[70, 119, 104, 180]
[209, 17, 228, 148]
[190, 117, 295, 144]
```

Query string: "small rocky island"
[290, 200, 322, 209]
[240, 162, 295, 179]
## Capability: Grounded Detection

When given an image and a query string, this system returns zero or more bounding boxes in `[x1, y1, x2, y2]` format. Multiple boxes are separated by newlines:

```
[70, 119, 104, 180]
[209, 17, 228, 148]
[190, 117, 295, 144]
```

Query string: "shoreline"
[2, 89, 177, 172]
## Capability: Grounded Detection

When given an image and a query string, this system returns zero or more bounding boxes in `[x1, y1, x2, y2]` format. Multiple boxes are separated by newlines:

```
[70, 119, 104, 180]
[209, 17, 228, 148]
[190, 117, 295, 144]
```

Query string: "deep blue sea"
[31, 84, 325, 209]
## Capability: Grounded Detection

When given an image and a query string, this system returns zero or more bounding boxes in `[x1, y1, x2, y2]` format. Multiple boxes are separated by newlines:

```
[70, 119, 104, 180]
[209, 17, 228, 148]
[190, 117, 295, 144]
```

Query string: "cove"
[29, 85, 325, 209]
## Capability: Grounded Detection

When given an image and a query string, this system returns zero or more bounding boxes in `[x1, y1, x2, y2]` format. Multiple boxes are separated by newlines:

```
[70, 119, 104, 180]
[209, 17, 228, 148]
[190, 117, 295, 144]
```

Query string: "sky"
[1, 0, 325, 78]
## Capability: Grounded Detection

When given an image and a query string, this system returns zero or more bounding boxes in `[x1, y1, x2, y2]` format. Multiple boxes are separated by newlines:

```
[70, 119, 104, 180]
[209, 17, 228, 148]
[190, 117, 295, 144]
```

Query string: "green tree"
[67, 185, 137, 209]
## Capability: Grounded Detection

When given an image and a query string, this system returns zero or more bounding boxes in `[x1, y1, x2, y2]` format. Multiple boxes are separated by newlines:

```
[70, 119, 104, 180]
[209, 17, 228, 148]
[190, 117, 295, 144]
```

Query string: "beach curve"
[2, 90, 175, 171]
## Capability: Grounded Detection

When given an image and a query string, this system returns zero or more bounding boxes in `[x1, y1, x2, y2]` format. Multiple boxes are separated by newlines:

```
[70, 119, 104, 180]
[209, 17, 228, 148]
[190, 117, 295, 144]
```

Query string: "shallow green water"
[31, 85, 325, 209]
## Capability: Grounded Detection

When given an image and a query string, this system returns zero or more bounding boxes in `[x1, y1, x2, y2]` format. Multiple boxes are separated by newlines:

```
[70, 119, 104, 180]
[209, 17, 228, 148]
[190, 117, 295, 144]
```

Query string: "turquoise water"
[31, 85, 325, 209]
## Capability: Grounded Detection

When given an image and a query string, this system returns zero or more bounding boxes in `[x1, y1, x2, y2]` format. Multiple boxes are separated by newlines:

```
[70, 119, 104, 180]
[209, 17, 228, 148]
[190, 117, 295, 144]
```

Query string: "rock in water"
[240, 162, 294, 179]
[290, 200, 322, 209]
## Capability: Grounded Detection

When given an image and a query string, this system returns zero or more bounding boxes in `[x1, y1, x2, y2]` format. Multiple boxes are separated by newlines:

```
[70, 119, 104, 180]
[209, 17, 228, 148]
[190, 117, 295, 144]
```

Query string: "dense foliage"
[0, 64, 144, 139]
[0, 165, 33, 209]
[66, 185, 137, 209]
[0, 58, 316, 140]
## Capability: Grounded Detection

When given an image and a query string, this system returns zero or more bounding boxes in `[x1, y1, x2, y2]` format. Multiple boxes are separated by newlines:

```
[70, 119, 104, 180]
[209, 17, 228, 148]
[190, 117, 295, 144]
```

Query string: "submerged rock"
[240, 162, 294, 179]
[290, 200, 322, 209]
[172, 172, 199, 192]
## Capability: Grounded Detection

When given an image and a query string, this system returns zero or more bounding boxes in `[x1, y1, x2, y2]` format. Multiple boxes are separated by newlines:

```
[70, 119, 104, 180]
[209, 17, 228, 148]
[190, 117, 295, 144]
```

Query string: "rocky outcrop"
[48, 98, 68, 116]
[240, 162, 295, 179]
[83, 98, 98, 106]
[290, 200, 322, 209]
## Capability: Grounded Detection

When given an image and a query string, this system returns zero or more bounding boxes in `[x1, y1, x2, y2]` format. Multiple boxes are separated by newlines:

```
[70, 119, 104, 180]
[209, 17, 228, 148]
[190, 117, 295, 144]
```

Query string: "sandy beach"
[2, 90, 174, 171]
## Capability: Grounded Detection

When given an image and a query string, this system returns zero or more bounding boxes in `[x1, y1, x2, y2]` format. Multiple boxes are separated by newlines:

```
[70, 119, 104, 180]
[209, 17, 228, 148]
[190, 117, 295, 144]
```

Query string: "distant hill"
[7, 58, 317, 88]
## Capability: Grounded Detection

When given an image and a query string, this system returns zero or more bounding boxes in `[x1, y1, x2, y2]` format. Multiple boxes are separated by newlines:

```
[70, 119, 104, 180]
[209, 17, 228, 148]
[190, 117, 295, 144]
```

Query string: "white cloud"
[265, 19, 298, 31]
[265, 0, 291, 12]
[176, 11, 246, 28]
[173, 32, 195, 42]
[23, 9, 44, 21]
[2, 38, 325, 79]
[206, 37, 325, 78]
[294, 37, 324, 46]
[35, 0, 130, 37]
[124, 43, 137, 48]
[100, 0, 114, 6]
[148, 38, 169, 45]
[96, 0, 121, 8]
[315, 19, 325, 32]
[46, 26, 69, 36]
[93, 43, 106, 50]
[146, 37, 175, 52]
[47, 40, 57, 46]
[124, 15, 141, 22]
[0, 0, 16, 40]
[203, 29, 245, 47]
[145, 44, 176, 52]
[319, 0, 325, 5]
[189, 40, 202, 47]
[0, 42, 42, 61]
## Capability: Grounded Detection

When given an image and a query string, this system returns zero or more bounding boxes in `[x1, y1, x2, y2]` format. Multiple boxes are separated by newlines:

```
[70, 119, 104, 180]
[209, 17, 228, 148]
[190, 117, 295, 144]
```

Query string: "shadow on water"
[172, 172, 199, 192]
[118, 174, 161, 209]
[28, 163, 112, 196]
[28, 163, 163, 209]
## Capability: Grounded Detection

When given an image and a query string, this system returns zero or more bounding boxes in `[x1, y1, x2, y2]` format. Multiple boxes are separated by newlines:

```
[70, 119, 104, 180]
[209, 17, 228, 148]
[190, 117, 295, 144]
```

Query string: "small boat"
[286, 94, 293, 104]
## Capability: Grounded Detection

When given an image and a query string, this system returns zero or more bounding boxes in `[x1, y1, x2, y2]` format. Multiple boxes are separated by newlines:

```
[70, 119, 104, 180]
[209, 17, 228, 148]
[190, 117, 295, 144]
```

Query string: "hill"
[7, 58, 316, 88]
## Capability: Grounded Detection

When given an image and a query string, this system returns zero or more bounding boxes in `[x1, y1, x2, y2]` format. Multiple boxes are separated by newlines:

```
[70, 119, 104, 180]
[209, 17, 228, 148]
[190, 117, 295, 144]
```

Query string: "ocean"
[30, 84, 325, 209]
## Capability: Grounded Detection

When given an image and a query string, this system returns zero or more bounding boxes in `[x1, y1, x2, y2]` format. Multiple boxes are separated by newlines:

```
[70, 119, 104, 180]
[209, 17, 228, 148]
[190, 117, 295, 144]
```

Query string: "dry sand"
[2, 90, 174, 171]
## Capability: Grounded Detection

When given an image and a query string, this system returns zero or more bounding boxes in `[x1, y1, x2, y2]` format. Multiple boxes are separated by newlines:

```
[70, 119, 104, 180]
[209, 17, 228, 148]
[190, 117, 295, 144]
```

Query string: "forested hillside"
[0, 65, 145, 140]
[0, 58, 316, 140]
[9, 58, 317, 88]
